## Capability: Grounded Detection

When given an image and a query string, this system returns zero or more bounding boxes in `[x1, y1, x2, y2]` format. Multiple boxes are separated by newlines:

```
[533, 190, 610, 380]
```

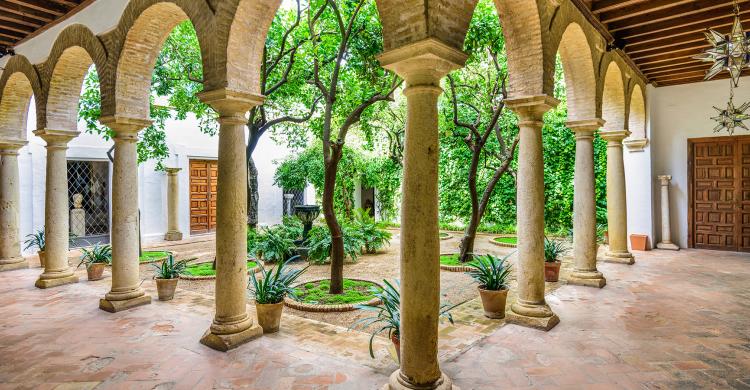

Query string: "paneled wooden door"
[189, 159, 218, 234]
[689, 135, 750, 252]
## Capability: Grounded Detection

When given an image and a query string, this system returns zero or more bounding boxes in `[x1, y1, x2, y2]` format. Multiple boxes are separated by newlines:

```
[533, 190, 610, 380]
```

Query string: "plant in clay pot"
[23, 230, 46, 268]
[352, 280, 455, 364]
[467, 253, 513, 319]
[544, 237, 568, 282]
[152, 254, 188, 301]
[77, 244, 112, 281]
[249, 256, 307, 333]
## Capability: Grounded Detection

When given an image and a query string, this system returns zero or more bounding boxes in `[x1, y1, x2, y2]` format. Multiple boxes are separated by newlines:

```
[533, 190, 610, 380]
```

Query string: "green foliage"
[280, 216, 304, 241]
[152, 254, 189, 279]
[77, 244, 112, 269]
[249, 258, 308, 304]
[293, 279, 379, 305]
[544, 237, 568, 263]
[139, 251, 171, 263]
[493, 236, 518, 244]
[183, 260, 257, 277]
[307, 224, 365, 264]
[351, 208, 392, 253]
[23, 229, 45, 251]
[467, 254, 513, 291]
[254, 227, 296, 263]
[440, 254, 477, 266]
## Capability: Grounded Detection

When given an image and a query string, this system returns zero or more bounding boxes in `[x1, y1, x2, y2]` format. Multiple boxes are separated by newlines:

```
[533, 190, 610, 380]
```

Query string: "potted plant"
[352, 280, 455, 363]
[248, 257, 307, 333]
[152, 254, 188, 301]
[23, 230, 45, 268]
[467, 254, 513, 319]
[77, 244, 112, 281]
[544, 237, 568, 282]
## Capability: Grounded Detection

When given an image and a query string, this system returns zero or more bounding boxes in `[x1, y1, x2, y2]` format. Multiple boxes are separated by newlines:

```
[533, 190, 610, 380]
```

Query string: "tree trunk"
[459, 148, 482, 263]
[323, 149, 345, 294]
[246, 124, 262, 229]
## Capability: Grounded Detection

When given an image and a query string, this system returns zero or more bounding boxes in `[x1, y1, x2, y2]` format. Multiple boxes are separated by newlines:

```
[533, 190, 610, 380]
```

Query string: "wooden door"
[689, 135, 750, 252]
[189, 160, 218, 234]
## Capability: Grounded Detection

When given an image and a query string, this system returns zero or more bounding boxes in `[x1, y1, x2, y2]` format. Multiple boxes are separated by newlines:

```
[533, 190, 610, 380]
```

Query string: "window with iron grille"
[67, 160, 110, 247]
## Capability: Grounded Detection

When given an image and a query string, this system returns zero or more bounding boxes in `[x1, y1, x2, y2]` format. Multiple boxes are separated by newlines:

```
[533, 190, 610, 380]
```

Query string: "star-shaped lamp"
[694, 7, 750, 87]
[711, 97, 750, 135]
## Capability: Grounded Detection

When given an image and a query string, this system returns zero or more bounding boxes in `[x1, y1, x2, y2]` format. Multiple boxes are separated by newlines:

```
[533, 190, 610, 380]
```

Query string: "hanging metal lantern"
[711, 96, 750, 135]
[693, 2, 750, 87]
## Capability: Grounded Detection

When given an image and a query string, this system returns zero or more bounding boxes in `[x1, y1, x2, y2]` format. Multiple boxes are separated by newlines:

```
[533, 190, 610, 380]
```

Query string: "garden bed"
[489, 235, 518, 248]
[439, 253, 477, 272]
[179, 259, 262, 280]
[284, 278, 382, 312]
[439, 232, 452, 240]
[139, 251, 175, 264]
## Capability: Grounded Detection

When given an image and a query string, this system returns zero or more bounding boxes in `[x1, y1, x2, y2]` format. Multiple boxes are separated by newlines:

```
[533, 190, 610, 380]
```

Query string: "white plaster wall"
[624, 116, 655, 249]
[649, 76, 750, 248]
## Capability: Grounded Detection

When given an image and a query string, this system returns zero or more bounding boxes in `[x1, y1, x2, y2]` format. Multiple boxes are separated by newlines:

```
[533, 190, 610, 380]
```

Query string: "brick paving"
[0, 248, 748, 389]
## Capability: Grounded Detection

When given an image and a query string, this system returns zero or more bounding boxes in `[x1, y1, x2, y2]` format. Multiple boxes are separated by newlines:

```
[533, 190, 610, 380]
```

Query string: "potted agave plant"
[77, 243, 112, 281]
[352, 280, 455, 363]
[152, 255, 188, 301]
[248, 257, 307, 333]
[544, 237, 568, 282]
[23, 229, 46, 268]
[468, 254, 513, 319]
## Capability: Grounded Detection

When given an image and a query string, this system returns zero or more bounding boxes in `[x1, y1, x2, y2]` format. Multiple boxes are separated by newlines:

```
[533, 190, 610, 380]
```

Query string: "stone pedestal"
[566, 120, 606, 288]
[600, 130, 635, 265]
[69, 209, 86, 238]
[164, 168, 183, 241]
[197, 89, 263, 351]
[0, 140, 28, 272]
[98, 117, 152, 312]
[656, 175, 679, 250]
[34, 130, 80, 288]
[379, 39, 467, 389]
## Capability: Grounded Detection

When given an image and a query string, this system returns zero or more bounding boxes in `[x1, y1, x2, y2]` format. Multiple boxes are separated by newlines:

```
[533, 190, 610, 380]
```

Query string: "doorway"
[189, 159, 218, 235]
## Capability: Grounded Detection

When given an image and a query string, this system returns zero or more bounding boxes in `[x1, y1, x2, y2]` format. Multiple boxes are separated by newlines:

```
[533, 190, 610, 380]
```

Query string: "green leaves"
[152, 254, 188, 279]
[249, 258, 308, 304]
[467, 254, 513, 291]
[253, 226, 297, 263]
[543, 237, 569, 263]
[77, 243, 112, 269]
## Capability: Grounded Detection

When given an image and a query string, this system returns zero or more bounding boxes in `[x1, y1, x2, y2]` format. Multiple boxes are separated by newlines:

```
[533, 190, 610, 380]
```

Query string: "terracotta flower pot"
[87, 263, 105, 281]
[604, 231, 609, 245]
[256, 301, 284, 333]
[544, 261, 561, 282]
[391, 333, 401, 363]
[477, 286, 508, 319]
[155, 278, 178, 301]
[38, 251, 46, 269]
[630, 234, 648, 251]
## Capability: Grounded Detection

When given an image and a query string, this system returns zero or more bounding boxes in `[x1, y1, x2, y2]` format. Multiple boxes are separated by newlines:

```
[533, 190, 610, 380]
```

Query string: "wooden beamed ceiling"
[585, 0, 750, 87]
[0, 0, 90, 53]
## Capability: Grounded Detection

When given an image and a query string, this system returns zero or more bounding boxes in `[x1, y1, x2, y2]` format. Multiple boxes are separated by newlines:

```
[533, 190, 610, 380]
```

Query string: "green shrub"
[351, 208, 392, 253]
[293, 279, 379, 305]
[467, 254, 512, 291]
[249, 258, 307, 304]
[152, 254, 188, 279]
[307, 224, 365, 264]
[77, 244, 112, 269]
[254, 227, 296, 263]
[544, 237, 568, 263]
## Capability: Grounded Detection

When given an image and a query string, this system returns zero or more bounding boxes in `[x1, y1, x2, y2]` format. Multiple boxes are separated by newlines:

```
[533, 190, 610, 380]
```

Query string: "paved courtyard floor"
[1, 246, 748, 389]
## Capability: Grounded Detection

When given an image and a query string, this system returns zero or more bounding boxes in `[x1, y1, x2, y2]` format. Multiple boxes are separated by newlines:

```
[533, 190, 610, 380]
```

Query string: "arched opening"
[47, 47, 95, 132]
[556, 23, 597, 121]
[601, 61, 626, 132]
[0, 73, 34, 140]
[628, 84, 646, 139]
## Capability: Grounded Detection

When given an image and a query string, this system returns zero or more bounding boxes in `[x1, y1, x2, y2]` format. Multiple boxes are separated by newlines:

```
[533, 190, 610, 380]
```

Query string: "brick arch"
[628, 84, 646, 139]
[554, 22, 597, 121]
[39, 24, 108, 131]
[599, 60, 626, 131]
[101, 0, 214, 119]
[0, 55, 43, 141]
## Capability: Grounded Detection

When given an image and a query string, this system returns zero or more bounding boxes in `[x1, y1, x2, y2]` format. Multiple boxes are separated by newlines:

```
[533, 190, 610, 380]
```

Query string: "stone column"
[656, 175, 679, 250]
[197, 88, 263, 352]
[600, 130, 635, 264]
[0, 140, 28, 272]
[98, 117, 152, 312]
[164, 168, 183, 241]
[504, 96, 560, 331]
[379, 40, 466, 390]
[33, 130, 79, 288]
[566, 120, 606, 288]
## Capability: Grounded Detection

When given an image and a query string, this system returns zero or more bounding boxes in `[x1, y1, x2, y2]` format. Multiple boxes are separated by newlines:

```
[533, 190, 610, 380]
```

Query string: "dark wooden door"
[189, 160, 218, 234]
[690, 136, 750, 252]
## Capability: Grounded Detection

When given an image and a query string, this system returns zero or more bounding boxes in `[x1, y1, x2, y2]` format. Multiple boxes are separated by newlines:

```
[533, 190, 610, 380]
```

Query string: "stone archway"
[556, 22, 597, 121]
[628, 84, 646, 139]
[0, 55, 41, 141]
[601, 61, 626, 132]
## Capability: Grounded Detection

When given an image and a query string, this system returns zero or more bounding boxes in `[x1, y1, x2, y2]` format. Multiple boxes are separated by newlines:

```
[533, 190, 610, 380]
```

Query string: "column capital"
[99, 116, 152, 140]
[165, 167, 182, 175]
[657, 175, 672, 184]
[600, 129, 631, 143]
[624, 137, 648, 152]
[33, 129, 79, 148]
[0, 139, 27, 154]
[567, 119, 605, 139]
[198, 88, 264, 124]
[378, 38, 467, 86]
[505, 95, 559, 123]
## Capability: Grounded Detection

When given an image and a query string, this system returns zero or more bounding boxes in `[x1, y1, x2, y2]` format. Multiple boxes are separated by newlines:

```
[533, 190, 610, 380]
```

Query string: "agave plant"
[152, 254, 189, 279]
[23, 230, 45, 252]
[467, 254, 513, 291]
[544, 237, 568, 263]
[77, 243, 112, 269]
[248, 257, 307, 304]
[352, 280, 455, 359]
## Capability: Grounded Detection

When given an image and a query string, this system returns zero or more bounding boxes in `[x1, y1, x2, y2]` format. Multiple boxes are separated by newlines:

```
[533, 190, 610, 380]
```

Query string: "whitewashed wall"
[624, 111, 655, 249]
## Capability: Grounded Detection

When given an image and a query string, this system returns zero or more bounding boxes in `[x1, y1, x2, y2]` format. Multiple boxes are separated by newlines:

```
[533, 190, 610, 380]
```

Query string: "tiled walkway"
[0, 248, 748, 389]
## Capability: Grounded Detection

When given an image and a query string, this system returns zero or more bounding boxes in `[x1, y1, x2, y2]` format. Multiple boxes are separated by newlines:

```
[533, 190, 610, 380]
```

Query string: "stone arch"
[39, 24, 108, 131]
[600, 60, 626, 131]
[553, 22, 597, 121]
[0, 55, 43, 141]
[101, 0, 214, 119]
[628, 84, 646, 139]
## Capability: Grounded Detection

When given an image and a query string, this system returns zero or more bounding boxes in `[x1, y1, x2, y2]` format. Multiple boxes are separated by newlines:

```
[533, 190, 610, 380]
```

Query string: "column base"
[601, 250, 635, 265]
[383, 370, 457, 390]
[99, 295, 152, 313]
[35, 274, 79, 289]
[567, 270, 606, 288]
[199, 323, 263, 352]
[656, 242, 679, 251]
[506, 301, 560, 331]
[164, 231, 183, 241]
[0, 257, 28, 272]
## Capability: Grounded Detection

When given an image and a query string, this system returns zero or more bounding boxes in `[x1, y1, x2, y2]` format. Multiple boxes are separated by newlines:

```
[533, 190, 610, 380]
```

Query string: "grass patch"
[183, 260, 258, 277]
[139, 251, 170, 263]
[493, 236, 518, 244]
[440, 254, 479, 266]
[439, 232, 450, 238]
[293, 279, 379, 305]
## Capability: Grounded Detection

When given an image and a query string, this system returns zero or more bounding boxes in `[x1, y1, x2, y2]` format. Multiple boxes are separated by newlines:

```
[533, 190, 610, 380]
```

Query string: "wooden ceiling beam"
[4, 0, 67, 16]
[0, 1, 56, 22]
[0, 10, 44, 28]
[629, 41, 710, 61]
[645, 63, 711, 77]
[615, 8, 750, 41]
[591, 0, 650, 15]
[621, 13, 750, 48]
[598, 0, 695, 24]
[640, 57, 702, 72]
[608, 0, 746, 33]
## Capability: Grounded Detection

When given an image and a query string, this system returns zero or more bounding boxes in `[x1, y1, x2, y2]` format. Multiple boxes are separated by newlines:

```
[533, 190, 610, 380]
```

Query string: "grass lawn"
[139, 251, 171, 263]
[439, 254, 480, 266]
[183, 260, 258, 277]
[293, 279, 380, 305]
[493, 236, 518, 244]
[439, 232, 451, 238]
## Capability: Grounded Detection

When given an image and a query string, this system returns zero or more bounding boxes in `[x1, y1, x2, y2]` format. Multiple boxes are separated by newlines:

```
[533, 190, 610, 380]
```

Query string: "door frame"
[687, 134, 750, 250]
[188, 158, 219, 235]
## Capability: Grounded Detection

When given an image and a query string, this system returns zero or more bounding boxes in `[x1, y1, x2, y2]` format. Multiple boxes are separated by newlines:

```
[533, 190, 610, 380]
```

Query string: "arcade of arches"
[0, 1, 738, 389]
